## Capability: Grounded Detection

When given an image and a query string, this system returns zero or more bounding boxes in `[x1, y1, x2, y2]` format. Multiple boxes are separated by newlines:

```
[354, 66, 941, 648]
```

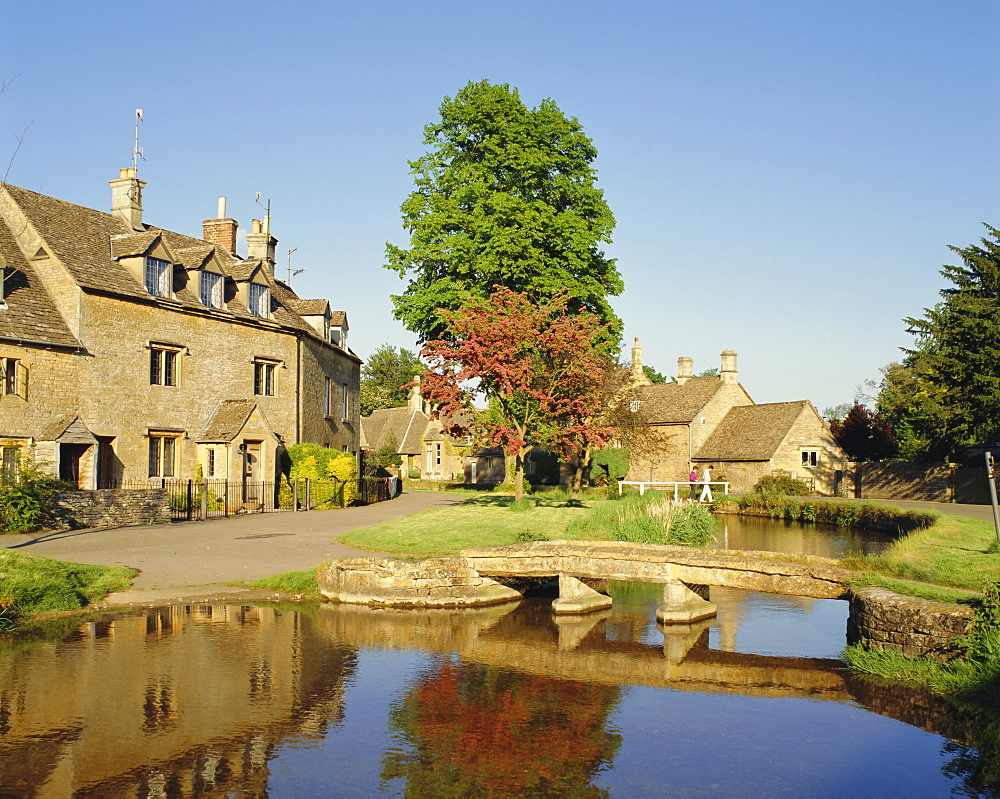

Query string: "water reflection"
[0, 588, 995, 796]
[715, 513, 895, 557]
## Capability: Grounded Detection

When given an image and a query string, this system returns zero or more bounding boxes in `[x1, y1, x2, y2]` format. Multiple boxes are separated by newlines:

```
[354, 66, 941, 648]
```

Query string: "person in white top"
[699, 466, 713, 502]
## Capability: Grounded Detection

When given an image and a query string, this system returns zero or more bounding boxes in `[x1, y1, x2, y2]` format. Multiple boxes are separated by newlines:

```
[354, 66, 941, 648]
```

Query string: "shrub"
[0, 462, 72, 534]
[589, 448, 630, 486]
[736, 494, 938, 533]
[667, 503, 719, 546]
[407, 468, 421, 480]
[597, 493, 719, 547]
[282, 443, 357, 508]
[753, 473, 811, 496]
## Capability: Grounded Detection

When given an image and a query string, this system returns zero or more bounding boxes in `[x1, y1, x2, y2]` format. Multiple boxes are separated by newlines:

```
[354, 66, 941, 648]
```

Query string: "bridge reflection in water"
[0, 589, 988, 796]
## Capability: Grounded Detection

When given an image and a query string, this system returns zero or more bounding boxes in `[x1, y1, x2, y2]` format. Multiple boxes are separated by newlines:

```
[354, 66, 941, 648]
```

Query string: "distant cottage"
[0, 169, 360, 487]
[625, 340, 848, 495]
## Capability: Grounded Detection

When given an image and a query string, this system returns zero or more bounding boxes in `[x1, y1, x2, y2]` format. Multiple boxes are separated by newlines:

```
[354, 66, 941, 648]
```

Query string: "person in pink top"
[688, 468, 698, 501]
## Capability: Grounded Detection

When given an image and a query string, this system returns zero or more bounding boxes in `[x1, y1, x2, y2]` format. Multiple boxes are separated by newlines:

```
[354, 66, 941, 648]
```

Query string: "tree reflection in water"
[382, 656, 622, 796]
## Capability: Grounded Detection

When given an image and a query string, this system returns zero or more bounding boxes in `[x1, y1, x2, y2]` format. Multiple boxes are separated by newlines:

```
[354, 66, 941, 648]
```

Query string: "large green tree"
[360, 344, 423, 416]
[385, 80, 623, 345]
[898, 224, 1000, 459]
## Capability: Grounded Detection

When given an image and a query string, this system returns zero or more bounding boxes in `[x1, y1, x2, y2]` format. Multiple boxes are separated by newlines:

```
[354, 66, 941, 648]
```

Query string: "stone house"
[0, 170, 361, 488]
[624, 341, 848, 495]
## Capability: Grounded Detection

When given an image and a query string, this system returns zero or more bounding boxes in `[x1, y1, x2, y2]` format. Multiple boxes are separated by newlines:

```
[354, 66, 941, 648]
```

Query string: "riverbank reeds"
[564, 492, 717, 546]
[727, 492, 938, 533]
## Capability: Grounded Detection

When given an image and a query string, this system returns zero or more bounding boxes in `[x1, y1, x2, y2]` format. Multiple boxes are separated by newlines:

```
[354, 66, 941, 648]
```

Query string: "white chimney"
[109, 167, 145, 231]
[721, 350, 738, 383]
[677, 356, 693, 385]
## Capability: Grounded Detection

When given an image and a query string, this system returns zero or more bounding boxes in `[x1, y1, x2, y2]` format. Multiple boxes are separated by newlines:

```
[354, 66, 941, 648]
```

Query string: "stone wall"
[847, 587, 973, 659]
[50, 489, 170, 529]
[857, 462, 955, 502]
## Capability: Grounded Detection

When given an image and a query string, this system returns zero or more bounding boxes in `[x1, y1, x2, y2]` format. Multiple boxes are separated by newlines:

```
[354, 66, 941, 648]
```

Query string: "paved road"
[1, 491, 464, 607]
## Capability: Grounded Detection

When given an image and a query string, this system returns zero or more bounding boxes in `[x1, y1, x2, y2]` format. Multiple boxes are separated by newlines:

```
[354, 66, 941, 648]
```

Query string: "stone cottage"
[0, 169, 361, 487]
[624, 340, 848, 495]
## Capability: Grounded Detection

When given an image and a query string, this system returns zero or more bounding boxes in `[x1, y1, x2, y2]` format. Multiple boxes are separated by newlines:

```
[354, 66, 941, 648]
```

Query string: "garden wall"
[51, 489, 170, 529]
[856, 463, 955, 502]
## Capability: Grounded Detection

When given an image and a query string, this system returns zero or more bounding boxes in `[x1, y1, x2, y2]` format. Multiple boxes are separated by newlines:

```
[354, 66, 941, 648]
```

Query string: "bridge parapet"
[462, 540, 853, 600]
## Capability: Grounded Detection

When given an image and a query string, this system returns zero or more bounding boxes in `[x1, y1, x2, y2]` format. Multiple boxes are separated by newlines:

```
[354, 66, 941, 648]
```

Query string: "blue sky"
[2, 1, 996, 413]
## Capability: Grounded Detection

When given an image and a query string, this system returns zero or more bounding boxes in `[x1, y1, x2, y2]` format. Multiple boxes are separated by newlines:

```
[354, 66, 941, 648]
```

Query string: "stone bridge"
[319, 539, 853, 624]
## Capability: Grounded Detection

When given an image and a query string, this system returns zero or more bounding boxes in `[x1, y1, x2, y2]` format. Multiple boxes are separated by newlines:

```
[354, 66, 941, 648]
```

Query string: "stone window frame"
[247, 282, 270, 319]
[1, 445, 19, 483]
[253, 358, 280, 397]
[149, 344, 181, 387]
[801, 450, 819, 468]
[145, 256, 172, 298]
[0, 357, 28, 399]
[200, 270, 224, 309]
[324, 377, 333, 416]
[148, 431, 181, 478]
[341, 382, 349, 420]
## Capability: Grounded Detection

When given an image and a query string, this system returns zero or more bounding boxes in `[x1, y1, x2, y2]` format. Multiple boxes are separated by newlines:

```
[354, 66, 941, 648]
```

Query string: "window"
[1, 446, 19, 484]
[149, 346, 179, 386]
[248, 283, 269, 318]
[145, 257, 171, 298]
[200, 271, 224, 308]
[801, 451, 818, 467]
[341, 383, 348, 419]
[148, 434, 178, 477]
[254, 360, 276, 396]
[0, 358, 27, 398]
[324, 377, 332, 415]
[206, 449, 216, 477]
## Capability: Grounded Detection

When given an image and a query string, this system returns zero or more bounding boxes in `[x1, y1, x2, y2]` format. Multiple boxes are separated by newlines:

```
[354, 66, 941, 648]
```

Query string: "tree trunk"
[513, 449, 526, 502]
[570, 447, 591, 501]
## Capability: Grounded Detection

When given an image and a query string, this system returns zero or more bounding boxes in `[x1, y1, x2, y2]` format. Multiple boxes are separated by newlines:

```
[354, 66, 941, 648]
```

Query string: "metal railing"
[99, 476, 394, 521]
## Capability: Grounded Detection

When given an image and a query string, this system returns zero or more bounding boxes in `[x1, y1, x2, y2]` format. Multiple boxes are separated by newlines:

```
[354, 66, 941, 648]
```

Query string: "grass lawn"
[339, 494, 610, 557]
[0, 550, 135, 628]
[843, 515, 1000, 594]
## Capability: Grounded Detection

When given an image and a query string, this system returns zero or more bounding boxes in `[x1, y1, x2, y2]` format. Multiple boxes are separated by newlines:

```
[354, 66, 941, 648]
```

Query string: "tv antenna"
[287, 247, 305, 283]
[132, 109, 145, 171]
[255, 192, 271, 234]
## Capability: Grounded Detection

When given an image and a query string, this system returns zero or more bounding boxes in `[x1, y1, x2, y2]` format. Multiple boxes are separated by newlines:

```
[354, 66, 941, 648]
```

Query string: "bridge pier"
[661, 617, 713, 662]
[554, 610, 611, 650]
[552, 574, 613, 615]
[656, 580, 717, 624]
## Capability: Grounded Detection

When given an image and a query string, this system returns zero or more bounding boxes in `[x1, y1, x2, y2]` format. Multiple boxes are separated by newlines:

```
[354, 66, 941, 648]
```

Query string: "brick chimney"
[676, 356, 693, 385]
[202, 197, 238, 254]
[720, 350, 738, 383]
[246, 217, 277, 275]
[109, 167, 145, 231]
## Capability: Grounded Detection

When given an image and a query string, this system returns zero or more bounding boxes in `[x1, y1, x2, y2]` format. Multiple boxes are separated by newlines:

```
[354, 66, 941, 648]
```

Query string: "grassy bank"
[339, 494, 604, 557]
[0, 550, 135, 630]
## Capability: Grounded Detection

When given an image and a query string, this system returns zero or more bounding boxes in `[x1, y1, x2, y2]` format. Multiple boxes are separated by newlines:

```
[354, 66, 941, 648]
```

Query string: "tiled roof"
[330, 310, 346, 326]
[196, 400, 256, 443]
[360, 406, 428, 454]
[695, 401, 810, 461]
[0, 216, 78, 347]
[292, 299, 329, 316]
[630, 377, 722, 424]
[1, 183, 361, 363]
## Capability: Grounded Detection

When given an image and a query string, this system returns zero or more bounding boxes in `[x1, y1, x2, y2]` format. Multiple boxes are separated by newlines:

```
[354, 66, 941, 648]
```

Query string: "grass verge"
[233, 568, 323, 599]
[339, 494, 606, 557]
[0, 550, 135, 630]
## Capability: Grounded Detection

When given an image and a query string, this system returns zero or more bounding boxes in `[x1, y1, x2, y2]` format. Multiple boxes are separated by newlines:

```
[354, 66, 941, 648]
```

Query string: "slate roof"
[695, 401, 811, 461]
[196, 400, 257, 443]
[291, 298, 329, 316]
[0, 183, 361, 363]
[361, 406, 429, 454]
[630, 377, 724, 424]
[0, 216, 79, 347]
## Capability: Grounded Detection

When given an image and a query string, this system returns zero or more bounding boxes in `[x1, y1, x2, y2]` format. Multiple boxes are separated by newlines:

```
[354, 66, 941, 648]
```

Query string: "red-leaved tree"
[419, 287, 615, 501]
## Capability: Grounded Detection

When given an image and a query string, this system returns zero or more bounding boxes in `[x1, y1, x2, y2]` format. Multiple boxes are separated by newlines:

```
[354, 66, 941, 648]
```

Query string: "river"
[0, 517, 996, 796]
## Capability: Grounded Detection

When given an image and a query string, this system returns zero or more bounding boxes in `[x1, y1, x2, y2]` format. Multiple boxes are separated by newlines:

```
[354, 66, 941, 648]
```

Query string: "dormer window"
[145, 257, 171, 298]
[248, 283, 269, 318]
[200, 271, 224, 309]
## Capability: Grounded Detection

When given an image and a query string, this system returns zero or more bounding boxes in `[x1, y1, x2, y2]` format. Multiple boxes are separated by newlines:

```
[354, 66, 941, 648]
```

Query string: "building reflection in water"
[0, 605, 357, 796]
[0, 581, 995, 796]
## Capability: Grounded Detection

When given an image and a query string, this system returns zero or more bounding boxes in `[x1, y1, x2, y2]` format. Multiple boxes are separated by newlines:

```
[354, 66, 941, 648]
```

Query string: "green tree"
[360, 344, 423, 416]
[900, 224, 1000, 459]
[386, 80, 623, 345]
[642, 364, 667, 384]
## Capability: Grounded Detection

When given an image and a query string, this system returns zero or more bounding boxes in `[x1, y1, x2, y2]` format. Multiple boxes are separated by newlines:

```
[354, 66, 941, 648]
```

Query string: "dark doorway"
[59, 443, 92, 487]
[96, 436, 121, 488]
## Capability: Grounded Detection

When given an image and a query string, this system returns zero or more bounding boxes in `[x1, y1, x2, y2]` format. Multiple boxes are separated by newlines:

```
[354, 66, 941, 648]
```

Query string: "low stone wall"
[857, 463, 954, 502]
[847, 587, 973, 659]
[51, 489, 170, 529]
